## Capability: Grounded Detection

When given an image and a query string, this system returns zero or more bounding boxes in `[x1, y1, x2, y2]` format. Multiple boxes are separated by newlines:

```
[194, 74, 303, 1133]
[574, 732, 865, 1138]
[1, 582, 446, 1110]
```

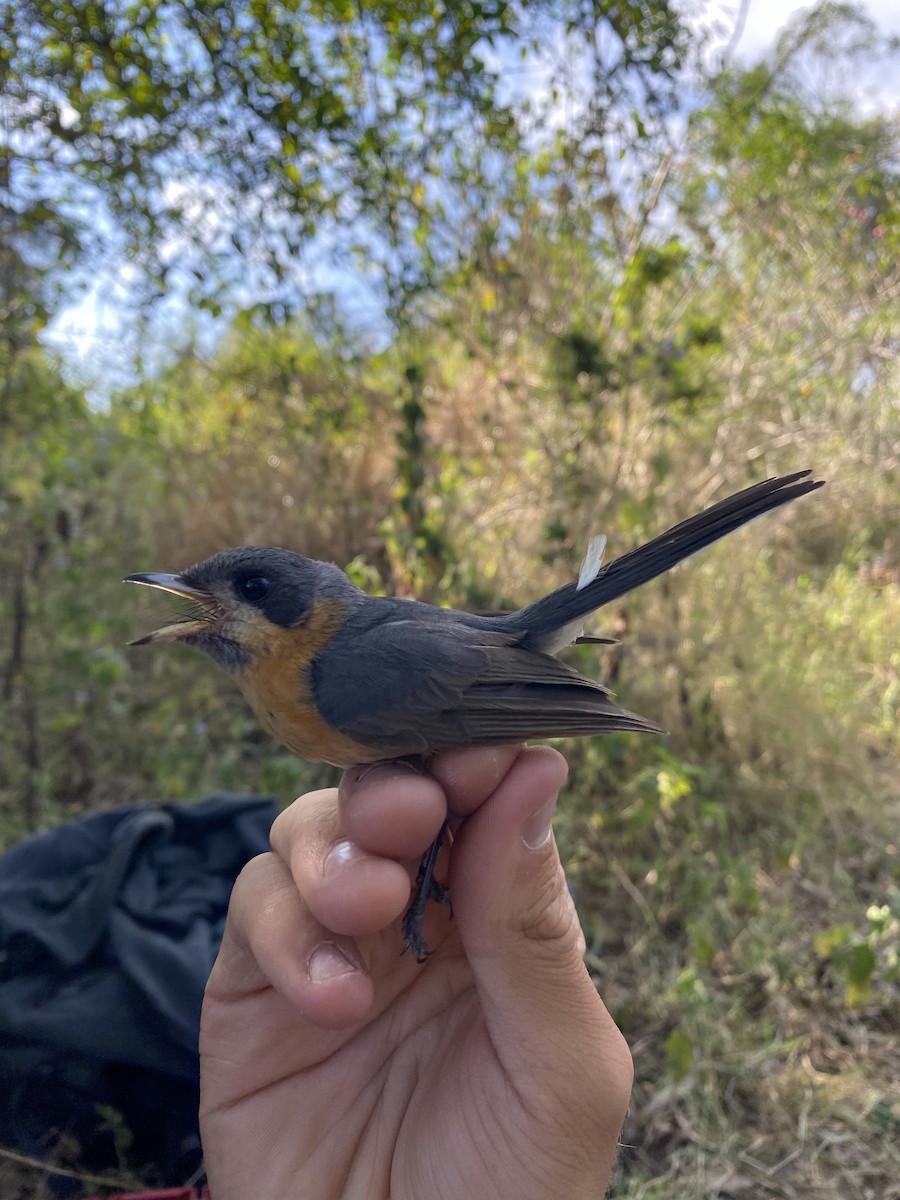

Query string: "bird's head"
[126, 546, 352, 671]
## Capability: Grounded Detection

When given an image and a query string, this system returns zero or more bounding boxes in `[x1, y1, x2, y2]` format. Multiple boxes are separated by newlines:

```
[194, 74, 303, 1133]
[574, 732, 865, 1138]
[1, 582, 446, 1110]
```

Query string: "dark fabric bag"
[0, 793, 280, 1193]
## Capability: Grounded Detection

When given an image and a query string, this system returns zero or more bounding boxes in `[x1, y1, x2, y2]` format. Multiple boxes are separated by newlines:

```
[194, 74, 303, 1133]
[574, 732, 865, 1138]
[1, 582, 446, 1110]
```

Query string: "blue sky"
[42, 0, 900, 402]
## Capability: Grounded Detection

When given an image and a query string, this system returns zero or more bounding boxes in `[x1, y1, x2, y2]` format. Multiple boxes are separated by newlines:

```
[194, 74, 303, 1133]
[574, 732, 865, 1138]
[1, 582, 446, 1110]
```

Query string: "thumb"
[448, 746, 631, 1100]
[449, 746, 583, 1008]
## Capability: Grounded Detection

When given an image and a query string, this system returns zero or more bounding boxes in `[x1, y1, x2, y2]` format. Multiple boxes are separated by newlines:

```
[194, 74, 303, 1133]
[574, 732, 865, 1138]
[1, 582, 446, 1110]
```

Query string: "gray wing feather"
[311, 600, 659, 757]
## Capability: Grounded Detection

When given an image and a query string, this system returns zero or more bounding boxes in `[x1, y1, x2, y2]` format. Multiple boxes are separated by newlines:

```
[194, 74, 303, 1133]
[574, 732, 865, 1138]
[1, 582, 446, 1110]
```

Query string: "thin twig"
[0, 1144, 138, 1192]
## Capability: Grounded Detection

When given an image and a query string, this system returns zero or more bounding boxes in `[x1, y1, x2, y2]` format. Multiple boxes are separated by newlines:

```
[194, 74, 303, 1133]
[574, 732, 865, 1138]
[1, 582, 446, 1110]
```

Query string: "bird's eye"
[237, 575, 270, 605]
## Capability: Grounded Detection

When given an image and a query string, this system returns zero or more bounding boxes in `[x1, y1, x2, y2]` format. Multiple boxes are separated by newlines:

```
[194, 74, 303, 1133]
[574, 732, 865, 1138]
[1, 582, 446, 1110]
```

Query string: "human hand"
[199, 745, 633, 1199]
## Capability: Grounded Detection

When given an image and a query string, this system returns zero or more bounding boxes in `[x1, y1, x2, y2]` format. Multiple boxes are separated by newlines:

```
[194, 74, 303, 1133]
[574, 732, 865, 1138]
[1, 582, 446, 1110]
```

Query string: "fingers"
[448, 746, 633, 1140]
[208, 733, 634, 1143]
[448, 746, 578, 981]
[207, 849, 374, 1031]
[270, 767, 448, 937]
[251, 751, 525, 963]
[209, 765, 453, 1030]
[338, 761, 447, 858]
[428, 744, 524, 817]
[270, 786, 412, 937]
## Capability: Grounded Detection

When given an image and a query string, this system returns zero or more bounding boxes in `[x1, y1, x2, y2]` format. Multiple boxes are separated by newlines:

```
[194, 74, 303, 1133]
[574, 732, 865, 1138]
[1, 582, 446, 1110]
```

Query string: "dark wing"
[311, 602, 659, 758]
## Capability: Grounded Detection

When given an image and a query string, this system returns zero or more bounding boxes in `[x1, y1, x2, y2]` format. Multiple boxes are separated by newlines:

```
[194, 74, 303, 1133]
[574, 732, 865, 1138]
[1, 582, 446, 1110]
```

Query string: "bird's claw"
[401, 819, 451, 962]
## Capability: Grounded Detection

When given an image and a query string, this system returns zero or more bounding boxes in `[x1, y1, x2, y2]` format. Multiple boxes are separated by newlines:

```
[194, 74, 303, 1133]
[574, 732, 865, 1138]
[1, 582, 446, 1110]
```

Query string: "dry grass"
[3, 285, 897, 1196]
[570, 741, 900, 1200]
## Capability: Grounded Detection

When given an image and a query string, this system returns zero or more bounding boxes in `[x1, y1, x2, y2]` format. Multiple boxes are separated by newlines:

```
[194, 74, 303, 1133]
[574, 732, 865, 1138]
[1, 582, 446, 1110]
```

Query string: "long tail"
[513, 471, 824, 650]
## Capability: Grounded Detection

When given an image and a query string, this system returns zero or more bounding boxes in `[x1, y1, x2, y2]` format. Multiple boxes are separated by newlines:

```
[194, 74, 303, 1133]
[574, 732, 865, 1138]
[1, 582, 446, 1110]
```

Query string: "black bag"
[0, 793, 280, 1193]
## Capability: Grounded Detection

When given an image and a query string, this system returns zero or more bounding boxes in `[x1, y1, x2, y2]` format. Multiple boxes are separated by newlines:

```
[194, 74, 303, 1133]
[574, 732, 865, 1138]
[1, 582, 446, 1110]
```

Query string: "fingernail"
[522, 794, 559, 850]
[323, 839, 365, 875]
[349, 760, 424, 790]
[307, 941, 359, 983]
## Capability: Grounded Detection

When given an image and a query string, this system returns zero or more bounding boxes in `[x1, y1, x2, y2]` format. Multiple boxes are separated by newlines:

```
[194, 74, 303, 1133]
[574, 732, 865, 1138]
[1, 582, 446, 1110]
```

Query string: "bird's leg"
[401, 818, 451, 962]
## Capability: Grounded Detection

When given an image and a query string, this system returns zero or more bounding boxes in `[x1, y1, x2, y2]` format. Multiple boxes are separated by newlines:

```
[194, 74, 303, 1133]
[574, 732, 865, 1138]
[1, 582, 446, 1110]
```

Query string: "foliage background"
[1, 0, 899, 1195]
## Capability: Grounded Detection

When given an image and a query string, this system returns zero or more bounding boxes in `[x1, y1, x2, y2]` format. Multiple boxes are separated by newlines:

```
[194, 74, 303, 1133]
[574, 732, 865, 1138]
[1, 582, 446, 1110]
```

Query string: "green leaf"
[5, 0, 688, 317]
[664, 1029, 694, 1082]
[814, 923, 855, 959]
[845, 942, 877, 1006]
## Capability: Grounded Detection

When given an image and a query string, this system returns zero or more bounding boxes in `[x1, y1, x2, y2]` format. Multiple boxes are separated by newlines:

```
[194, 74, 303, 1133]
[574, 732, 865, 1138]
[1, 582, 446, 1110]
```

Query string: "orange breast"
[232, 599, 382, 768]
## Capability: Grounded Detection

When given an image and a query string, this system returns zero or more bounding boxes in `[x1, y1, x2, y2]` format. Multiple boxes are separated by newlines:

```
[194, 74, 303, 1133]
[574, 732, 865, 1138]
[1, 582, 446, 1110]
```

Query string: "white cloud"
[738, 0, 900, 61]
[691, 0, 900, 108]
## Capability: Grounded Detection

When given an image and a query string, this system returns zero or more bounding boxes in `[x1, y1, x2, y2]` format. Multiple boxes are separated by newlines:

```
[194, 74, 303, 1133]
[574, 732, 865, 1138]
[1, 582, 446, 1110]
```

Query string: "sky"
[735, 0, 899, 64]
[729, 0, 900, 108]
[42, 0, 900, 400]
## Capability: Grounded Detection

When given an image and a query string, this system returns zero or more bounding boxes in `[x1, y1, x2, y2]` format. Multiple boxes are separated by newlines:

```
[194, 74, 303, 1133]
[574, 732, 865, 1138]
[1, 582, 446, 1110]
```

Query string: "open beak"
[125, 573, 216, 645]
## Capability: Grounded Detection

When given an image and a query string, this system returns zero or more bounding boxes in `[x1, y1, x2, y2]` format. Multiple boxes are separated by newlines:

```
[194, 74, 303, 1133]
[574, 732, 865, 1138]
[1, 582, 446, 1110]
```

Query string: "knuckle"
[269, 787, 338, 861]
[232, 850, 278, 895]
[517, 862, 582, 952]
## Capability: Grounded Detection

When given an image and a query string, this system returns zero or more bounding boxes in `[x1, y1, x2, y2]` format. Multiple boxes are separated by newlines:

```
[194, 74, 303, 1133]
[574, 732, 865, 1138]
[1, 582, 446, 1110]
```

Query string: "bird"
[126, 470, 823, 958]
